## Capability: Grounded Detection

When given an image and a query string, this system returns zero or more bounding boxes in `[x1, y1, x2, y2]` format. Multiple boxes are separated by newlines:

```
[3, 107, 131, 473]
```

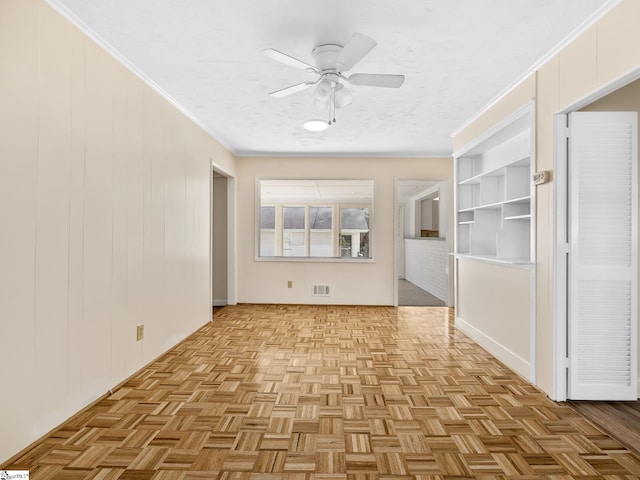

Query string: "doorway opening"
[396, 179, 448, 306]
[212, 168, 230, 307]
[554, 76, 640, 401]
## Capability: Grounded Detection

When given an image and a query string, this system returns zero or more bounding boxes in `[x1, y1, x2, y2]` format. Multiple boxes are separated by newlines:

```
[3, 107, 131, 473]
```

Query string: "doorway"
[396, 179, 448, 306]
[212, 169, 228, 306]
[555, 78, 640, 401]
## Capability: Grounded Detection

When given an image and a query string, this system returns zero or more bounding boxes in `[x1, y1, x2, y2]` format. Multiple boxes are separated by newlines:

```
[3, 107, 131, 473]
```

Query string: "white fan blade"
[268, 81, 314, 98]
[335, 33, 377, 72]
[348, 73, 405, 88]
[262, 48, 318, 73]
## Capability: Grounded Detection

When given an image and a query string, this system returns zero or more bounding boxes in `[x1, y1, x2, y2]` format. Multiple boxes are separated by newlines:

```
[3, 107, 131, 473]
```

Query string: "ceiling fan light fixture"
[334, 83, 352, 108]
[303, 119, 330, 132]
[314, 78, 333, 101]
[263, 33, 405, 125]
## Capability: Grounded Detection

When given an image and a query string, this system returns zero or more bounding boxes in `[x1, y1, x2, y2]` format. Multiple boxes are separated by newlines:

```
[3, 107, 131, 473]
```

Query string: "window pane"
[340, 207, 370, 258]
[341, 207, 369, 230]
[310, 207, 332, 229]
[283, 231, 305, 256]
[260, 206, 276, 256]
[283, 206, 306, 256]
[310, 231, 332, 257]
[310, 207, 333, 257]
[260, 206, 275, 229]
[339, 234, 352, 258]
[283, 206, 305, 229]
[260, 230, 275, 256]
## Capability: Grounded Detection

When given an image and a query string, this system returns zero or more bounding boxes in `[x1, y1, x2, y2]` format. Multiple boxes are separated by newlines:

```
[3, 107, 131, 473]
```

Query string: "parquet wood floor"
[569, 400, 640, 457]
[5, 304, 640, 478]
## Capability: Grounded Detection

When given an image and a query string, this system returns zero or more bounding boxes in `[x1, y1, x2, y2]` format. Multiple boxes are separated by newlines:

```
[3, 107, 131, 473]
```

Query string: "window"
[258, 179, 373, 260]
[282, 206, 305, 256]
[310, 206, 332, 257]
[260, 206, 276, 256]
[340, 207, 370, 258]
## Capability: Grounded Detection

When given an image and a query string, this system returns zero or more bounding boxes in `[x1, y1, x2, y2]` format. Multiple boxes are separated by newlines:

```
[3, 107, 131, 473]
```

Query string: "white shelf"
[455, 253, 534, 267]
[504, 195, 531, 204]
[455, 105, 534, 263]
[458, 195, 531, 213]
[459, 168, 504, 185]
[458, 155, 530, 185]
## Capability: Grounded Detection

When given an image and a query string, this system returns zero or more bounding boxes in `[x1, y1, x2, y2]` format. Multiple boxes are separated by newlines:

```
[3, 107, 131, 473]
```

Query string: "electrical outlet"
[287, 280, 293, 288]
[136, 325, 144, 341]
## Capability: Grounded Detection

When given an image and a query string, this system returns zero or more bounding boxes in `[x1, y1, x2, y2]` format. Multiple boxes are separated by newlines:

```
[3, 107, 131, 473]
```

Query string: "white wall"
[404, 238, 448, 302]
[0, 0, 234, 462]
[236, 157, 453, 305]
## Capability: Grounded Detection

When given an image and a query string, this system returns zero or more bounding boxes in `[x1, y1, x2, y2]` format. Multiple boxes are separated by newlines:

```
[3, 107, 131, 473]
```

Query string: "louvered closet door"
[568, 111, 638, 400]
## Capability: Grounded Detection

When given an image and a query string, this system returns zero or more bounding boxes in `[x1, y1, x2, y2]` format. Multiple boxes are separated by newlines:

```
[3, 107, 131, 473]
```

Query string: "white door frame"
[552, 66, 640, 401]
[393, 178, 400, 306]
[226, 175, 237, 305]
[397, 204, 405, 280]
[553, 114, 569, 401]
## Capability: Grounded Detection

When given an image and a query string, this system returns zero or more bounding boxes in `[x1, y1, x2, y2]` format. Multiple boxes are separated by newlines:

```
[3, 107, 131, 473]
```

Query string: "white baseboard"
[455, 315, 531, 381]
[212, 299, 227, 307]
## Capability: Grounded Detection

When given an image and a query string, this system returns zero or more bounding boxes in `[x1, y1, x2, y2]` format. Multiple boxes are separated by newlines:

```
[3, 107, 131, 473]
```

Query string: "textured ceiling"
[50, 0, 610, 157]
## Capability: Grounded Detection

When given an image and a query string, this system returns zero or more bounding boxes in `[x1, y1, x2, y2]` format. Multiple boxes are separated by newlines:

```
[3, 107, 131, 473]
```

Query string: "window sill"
[255, 256, 375, 264]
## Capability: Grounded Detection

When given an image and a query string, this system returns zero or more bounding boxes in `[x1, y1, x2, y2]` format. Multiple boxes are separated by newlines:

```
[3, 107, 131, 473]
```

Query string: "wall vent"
[312, 284, 330, 296]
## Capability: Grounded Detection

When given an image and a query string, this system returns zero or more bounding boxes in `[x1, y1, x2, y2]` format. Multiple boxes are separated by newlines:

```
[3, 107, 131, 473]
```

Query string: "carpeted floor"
[398, 278, 445, 306]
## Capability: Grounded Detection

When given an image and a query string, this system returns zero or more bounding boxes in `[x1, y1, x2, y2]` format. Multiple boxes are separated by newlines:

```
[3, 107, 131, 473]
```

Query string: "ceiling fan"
[262, 33, 405, 130]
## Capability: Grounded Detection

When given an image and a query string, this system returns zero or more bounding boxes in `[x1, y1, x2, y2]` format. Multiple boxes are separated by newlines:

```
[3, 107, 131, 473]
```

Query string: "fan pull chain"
[331, 89, 336, 124]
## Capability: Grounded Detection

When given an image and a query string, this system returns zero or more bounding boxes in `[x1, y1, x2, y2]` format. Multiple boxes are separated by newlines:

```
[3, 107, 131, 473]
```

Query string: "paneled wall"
[0, 0, 234, 462]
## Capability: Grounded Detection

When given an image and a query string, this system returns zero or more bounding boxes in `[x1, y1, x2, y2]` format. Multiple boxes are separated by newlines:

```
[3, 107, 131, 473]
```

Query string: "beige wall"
[456, 259, 532, 378]
[580, 78, 640, 112]
[453, 0, 640, 396]
[235, 156, 453, 305]
[0, 0, 235, 462]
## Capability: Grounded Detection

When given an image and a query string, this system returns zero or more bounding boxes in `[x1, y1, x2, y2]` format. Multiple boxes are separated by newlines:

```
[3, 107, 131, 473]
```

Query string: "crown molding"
[232, 150, 453, 159]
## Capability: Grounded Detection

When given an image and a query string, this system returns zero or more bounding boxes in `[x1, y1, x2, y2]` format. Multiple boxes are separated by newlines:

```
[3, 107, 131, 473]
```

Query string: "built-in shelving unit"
[454, 103, 535, 265]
